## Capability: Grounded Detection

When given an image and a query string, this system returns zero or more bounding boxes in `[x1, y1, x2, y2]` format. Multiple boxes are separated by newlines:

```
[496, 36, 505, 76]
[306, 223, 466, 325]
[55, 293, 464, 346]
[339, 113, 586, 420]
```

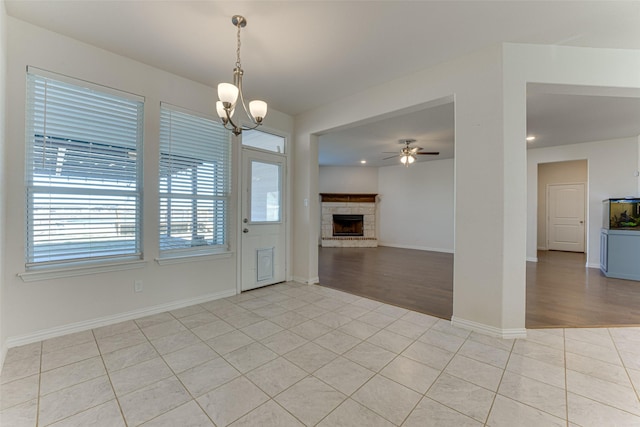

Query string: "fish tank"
[603, 198, 640, 230]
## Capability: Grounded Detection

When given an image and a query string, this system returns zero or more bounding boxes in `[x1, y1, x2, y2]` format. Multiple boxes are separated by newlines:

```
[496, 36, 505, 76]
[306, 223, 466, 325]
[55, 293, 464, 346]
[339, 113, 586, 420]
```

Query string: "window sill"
[19, 259, 147, 282]
[155, 251, 233, 266]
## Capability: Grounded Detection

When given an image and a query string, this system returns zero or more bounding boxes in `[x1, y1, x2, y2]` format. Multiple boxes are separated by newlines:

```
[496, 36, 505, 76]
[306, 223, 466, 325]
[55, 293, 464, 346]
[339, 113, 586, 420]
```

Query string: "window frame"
[24, 68, 145, 271]
[158, 103, 232, 260]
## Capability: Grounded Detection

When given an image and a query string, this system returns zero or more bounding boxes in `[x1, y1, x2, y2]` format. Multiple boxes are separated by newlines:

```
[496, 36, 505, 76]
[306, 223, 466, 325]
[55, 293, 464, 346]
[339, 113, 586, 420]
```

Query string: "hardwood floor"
[318, 246, 453, 320]
[526, 250, 640, 328]
[317, 246, 640, 328]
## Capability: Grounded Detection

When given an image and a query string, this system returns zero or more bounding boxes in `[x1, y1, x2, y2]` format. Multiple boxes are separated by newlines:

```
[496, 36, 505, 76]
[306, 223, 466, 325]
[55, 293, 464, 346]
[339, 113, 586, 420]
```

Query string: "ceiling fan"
[383, 139, 439, 166]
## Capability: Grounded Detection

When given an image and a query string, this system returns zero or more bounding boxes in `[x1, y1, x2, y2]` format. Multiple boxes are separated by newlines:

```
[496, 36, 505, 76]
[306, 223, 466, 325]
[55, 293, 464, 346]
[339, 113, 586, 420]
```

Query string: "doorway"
[537, 160, 588, 254]
[240, 131, 288, 291]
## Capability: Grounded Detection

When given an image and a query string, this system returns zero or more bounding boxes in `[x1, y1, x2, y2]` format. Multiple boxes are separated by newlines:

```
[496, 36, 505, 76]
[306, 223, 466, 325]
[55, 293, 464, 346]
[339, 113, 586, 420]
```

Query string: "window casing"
[25, 70, 144, 268]
[159, 104, 231, 257]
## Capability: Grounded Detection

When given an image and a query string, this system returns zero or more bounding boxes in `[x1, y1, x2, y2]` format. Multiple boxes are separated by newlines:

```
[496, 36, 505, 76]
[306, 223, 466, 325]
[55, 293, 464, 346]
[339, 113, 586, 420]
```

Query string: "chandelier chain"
[236, 21, 242, 69]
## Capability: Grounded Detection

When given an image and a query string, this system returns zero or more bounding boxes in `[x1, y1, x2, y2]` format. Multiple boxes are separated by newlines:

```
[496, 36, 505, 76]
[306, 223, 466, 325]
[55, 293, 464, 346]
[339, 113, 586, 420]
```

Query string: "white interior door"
[241, 148, 286, 291]
[547, 183, 585, 252]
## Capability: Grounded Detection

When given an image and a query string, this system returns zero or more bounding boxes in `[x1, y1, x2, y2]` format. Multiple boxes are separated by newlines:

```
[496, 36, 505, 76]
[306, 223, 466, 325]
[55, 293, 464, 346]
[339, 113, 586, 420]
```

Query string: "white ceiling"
[6, 1, 640, 167]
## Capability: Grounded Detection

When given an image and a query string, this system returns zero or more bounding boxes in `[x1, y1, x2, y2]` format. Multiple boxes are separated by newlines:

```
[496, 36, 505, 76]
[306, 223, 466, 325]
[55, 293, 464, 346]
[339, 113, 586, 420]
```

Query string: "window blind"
[25, 72, 144, 267]
[159, 104, 231, 255]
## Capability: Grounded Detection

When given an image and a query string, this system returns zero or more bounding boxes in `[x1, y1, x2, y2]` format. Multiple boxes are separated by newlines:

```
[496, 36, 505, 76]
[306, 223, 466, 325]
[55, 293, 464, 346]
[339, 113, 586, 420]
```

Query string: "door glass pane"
[242, 129, 285, 154]
[251, 161, 281, 222]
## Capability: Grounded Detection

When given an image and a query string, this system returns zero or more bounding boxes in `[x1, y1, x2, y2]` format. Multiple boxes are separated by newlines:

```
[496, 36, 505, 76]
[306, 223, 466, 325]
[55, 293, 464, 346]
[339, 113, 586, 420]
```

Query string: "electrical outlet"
[134, 280, 143, 293]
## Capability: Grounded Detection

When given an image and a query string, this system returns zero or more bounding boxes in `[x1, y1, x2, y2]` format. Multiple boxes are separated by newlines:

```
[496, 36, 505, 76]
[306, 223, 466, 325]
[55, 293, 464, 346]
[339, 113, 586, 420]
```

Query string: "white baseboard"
[587, 262, 601, 269]
[451, 316, 527, 339]
[5, 288, 237, 349]
[377, 242, 454, 253]
[526, 257, 538, 262]
[292, 276, 320, 285]
[537, 246, 548, 251]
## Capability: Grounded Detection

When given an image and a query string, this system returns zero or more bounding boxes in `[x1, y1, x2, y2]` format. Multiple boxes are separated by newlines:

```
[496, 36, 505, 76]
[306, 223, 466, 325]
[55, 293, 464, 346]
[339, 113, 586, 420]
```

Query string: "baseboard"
[5, 288, 237, 349]
[586, 262, 600, 269]
[451, 316, 527, 339]
[526, 257, 538, 262]
[377, 242, 454, 254]
[292, 276, 320, 285]
[537, 246, 547, 251]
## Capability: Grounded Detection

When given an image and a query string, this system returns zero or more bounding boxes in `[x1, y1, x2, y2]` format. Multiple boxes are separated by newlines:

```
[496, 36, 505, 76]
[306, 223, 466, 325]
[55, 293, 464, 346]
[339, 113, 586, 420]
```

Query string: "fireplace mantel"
[320, 193, 377, 203]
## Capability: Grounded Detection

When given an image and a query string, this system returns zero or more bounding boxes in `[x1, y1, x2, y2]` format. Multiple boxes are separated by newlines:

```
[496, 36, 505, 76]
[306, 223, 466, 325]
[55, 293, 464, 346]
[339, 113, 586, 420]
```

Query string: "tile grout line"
[563, 328, 569, 427]
[35, 341, 42, 427]
[93, 328, 130, 427]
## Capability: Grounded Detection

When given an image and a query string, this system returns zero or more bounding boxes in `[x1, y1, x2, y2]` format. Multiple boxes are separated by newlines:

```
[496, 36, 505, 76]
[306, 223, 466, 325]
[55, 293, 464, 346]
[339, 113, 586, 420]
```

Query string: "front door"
[547, 183, 586, 252]
[241, 148, 286, 291]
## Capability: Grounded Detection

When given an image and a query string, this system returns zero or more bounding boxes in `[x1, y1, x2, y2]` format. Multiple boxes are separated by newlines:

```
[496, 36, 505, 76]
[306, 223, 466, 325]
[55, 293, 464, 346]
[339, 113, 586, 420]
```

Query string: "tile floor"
[1, 281, 640, 426]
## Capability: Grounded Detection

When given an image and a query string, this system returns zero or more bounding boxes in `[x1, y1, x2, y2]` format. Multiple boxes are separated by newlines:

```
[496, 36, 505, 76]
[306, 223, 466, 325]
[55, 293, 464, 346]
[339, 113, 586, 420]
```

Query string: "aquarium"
[603, 198, 640, 230]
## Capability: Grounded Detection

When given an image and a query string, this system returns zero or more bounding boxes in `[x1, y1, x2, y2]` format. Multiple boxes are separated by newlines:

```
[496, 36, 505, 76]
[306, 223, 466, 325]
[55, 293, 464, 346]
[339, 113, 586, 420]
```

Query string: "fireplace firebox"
[332, 214, 364, 236]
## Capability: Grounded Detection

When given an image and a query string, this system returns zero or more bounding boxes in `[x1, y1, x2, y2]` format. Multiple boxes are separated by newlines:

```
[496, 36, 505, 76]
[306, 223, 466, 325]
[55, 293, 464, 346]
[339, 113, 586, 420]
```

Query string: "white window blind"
[25, 71, 144, 267]
[159, 104, 231, 256]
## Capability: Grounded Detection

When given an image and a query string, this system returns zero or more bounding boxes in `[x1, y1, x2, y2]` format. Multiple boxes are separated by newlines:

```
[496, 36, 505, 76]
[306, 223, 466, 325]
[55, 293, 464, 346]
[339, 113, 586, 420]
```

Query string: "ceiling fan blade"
[415, 152, 440, 155]
[382, 155, 397, 160]
[382, 152, 399, 154]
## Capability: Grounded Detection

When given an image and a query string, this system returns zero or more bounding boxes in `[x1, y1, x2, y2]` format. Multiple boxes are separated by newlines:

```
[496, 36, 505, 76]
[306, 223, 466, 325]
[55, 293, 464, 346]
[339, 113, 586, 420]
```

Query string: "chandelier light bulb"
[249, 100, 268, 121]
[218, 83, 239, 106]
[408, 155, 415, 164]
[400, 155, 408, 164]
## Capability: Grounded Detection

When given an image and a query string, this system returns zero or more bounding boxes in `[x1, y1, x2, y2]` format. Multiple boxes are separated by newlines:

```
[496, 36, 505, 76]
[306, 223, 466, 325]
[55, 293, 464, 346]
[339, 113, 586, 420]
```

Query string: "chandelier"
[216, 15, 267, 136]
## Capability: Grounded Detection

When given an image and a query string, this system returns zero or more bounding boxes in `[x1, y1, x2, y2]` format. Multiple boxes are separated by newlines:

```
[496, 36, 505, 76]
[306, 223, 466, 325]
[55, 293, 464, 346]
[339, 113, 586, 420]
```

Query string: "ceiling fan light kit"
[387, 139, 440, 167]
[216, 15, 268, 136]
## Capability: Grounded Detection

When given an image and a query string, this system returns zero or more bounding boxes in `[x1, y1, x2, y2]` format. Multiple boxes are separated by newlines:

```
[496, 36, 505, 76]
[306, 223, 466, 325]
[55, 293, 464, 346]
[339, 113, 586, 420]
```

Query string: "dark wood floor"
[318, 246, 453, 320]
[318, 246, 640, 328]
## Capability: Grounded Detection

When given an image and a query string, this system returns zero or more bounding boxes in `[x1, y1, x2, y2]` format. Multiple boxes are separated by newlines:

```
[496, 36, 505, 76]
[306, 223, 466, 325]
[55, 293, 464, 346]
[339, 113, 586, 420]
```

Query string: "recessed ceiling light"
[360, 160, 367, 164]
[526, 136, 536, 141]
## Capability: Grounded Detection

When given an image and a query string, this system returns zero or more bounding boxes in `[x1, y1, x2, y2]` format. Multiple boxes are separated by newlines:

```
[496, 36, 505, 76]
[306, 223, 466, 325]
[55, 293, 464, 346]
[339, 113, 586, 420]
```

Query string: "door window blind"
[159, 104, 231, 255]
[25, 71, 144, 267]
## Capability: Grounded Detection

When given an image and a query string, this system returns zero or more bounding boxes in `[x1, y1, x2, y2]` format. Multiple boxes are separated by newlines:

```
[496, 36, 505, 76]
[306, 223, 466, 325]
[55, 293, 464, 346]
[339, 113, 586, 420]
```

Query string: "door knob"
[243, 228, 249, 233]
[243, 218, 248, 223]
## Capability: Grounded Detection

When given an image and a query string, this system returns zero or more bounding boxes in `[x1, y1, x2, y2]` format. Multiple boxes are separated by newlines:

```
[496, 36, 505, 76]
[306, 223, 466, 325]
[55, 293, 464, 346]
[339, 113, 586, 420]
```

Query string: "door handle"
[580, 221, 584, 224]
[243, 228, 249, 233]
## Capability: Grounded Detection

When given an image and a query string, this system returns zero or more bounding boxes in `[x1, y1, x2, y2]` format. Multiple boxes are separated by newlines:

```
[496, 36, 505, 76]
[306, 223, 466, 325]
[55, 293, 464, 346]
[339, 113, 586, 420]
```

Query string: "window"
[242, 129, 285, 153]
[159, 104, 231, 256]
[25, 70, 144, 268]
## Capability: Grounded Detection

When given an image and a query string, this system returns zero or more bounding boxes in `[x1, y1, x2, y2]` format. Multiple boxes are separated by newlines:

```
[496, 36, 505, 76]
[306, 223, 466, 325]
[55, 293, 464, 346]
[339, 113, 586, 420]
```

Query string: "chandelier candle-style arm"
[216, 15, 268, 136]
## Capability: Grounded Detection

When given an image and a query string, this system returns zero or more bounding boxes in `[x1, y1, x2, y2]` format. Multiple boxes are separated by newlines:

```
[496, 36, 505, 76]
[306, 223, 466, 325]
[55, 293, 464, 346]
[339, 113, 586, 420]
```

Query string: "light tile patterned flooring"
[1, 282, 640, 426]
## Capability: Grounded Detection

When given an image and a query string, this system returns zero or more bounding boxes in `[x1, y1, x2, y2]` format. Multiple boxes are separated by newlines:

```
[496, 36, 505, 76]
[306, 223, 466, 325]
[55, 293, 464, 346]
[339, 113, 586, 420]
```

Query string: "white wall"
[3, 17, 293, 347]
[0, 0, 8, 365]
[537, 160, 588, 251]
[378, 159, 454, 252]
[318, 166, 378, 193]
[527, 137, 639, 267]
[294, 44, 517, 335]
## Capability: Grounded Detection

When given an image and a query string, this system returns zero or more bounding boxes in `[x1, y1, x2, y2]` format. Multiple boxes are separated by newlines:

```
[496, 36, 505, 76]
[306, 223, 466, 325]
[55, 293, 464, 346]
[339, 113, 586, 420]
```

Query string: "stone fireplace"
[320, 193, 377, 247]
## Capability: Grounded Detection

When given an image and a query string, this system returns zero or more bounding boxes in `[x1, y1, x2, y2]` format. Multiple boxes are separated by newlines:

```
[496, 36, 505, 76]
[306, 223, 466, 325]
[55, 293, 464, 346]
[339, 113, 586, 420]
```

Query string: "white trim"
[292, 276, 319, 285]
[526, 257, 538, 262]
[19, 260, 147, 282]
[586, 262, 601, 269]
[378, 242, 454, 253]
[5, 288, 237, 349]
[451, 316, 527, 339]
[155, 251, 233, 265]
[537, 246, 547, 251]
